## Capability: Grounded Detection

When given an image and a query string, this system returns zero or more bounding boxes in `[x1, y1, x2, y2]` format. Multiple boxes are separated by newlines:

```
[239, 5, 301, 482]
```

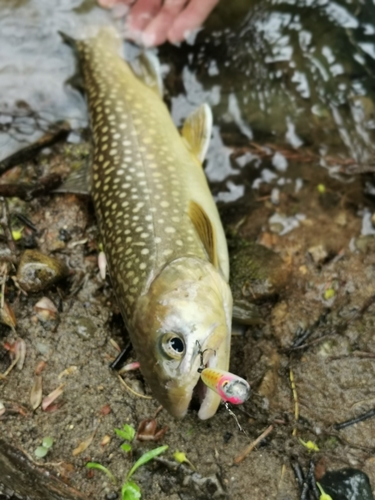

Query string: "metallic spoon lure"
[199, 367, 251, 405]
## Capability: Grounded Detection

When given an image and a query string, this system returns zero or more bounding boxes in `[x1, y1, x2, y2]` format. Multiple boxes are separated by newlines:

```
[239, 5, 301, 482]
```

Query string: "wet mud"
[1, 137, 375, 500]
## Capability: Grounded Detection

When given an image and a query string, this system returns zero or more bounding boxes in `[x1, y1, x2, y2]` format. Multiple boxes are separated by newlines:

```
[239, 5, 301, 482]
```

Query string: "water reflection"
[0, 0, 109, 157]
[158, 0, 375, 201]
[0, 0, 374, 205]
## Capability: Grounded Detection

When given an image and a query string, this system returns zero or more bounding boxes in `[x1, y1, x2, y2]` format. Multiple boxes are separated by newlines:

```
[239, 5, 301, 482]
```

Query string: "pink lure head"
[200, 368, 250, 405]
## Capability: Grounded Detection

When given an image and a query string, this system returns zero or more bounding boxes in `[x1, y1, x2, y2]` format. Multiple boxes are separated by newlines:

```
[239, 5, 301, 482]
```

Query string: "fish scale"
[68, 27, 233, 419]
[78, 35, 207, 320]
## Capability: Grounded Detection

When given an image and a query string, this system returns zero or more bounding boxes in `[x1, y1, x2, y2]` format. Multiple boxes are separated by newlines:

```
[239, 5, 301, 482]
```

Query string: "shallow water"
[0, 0, 374, 199]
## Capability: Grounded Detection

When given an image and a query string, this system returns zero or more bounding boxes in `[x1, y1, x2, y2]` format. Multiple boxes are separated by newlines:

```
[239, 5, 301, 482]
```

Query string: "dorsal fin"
[182, 104, 212, 163]
[188, 200, 218, 268]
[131, 51, 163, 97]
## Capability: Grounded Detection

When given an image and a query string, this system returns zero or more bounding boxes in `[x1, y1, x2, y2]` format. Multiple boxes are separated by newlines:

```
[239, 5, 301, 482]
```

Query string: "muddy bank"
[0, 140, 375, 499]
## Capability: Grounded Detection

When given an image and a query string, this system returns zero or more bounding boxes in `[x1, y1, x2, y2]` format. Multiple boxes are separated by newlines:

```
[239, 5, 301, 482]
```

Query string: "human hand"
[98, 0, 219, 47]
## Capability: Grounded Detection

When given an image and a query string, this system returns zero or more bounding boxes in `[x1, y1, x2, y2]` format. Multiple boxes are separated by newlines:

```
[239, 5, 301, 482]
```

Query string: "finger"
[140, 0, 188, 47]
[167, 0, 219, 43]
[125, 0, 162, 41]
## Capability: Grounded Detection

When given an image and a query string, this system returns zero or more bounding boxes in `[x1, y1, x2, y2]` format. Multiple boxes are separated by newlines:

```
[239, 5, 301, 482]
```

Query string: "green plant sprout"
[317, 482, 333, 500]
[122, 445, 168, 500]
[298, 438, 319, 452]
[85, 424, 168, 500]
[115, 423, 136, 452]
[173, 450, 196, 470]
[34, 436, 54, 458]
[86, 462, 117, 484]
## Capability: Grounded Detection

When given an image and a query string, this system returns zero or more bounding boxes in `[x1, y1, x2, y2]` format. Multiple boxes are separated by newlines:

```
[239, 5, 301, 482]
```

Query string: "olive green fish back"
[76, 30, 208, 323]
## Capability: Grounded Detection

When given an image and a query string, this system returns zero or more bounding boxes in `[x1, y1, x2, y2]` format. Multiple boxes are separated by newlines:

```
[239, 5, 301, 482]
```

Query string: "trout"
[64, 28, 232, 419]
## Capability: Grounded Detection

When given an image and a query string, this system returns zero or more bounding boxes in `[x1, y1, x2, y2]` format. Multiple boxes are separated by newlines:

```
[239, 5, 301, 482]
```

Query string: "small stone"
[308, 244, 328, 264]
[320, 468, 374, 500]
[105, 492, 118, 500]
[17, 250, 68, 292]
[69, 316, 96, 340]
[335, 212, 347, 227]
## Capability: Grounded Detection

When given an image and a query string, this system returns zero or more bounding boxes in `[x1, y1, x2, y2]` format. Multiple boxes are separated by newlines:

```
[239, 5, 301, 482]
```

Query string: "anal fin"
[54, 159, 91, 195]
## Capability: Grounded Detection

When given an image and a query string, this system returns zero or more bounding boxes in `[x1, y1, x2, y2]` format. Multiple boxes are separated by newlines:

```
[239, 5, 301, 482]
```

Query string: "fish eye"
[161, 333, 185, 359]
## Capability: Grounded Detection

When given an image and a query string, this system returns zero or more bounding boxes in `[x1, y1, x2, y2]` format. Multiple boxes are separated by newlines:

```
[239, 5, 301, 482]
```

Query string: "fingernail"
[141, 31, 157, 48]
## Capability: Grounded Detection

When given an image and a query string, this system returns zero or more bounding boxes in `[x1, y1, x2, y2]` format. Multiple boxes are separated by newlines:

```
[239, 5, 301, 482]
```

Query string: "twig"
[288, 333, 334, 351]
[307, 460, 320, 500]
[233, 424, 273, 464]
[290, 368, 299, 437]
[0, 121, 70, 175]
[110, 341, 132, 370]
[278, 464, 286, 492]
[116, 373, 152, 400]
[0, 174, 62, 201]
[291, 460, 305, 487]
[0, 349, 20, 379]
[352, 351, 375, 359]
[13, 213, 38, 232]
[333, 407, 375, 430]
[0, 197, 16, 254]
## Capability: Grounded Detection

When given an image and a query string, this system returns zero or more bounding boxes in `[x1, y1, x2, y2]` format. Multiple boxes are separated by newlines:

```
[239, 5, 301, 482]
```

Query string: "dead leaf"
[42, 384, 65, 411]
[30, 375, 43, 410]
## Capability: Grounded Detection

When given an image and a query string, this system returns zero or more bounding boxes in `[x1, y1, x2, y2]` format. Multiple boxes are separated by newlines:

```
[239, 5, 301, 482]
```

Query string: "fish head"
[132, 257, 232, 419]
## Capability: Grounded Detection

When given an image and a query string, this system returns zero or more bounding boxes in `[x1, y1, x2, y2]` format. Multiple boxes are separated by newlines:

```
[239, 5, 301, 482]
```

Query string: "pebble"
[16, 250, 68, 292]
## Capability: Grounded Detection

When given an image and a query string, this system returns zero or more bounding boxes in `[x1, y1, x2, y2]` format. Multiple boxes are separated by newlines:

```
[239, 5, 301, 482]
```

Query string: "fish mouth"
[196, 351, 222, 420]
[165, 348, 222, 420]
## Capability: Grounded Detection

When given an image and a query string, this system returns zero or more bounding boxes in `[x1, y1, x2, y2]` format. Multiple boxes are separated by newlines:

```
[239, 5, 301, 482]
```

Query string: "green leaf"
[127, 445, 168, 480]
[115, 424, 135, 442]
[86, 462, 117, 484]
[42, 437, 54, 449]
[34, 446, 48, 458]
[123, 424, 136, 441]
[121, 480, 141, 500]
[121, 443, 132, 452]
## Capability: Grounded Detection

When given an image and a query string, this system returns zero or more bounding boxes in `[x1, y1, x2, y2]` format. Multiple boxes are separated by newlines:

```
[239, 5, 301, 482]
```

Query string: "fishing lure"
[200, 367, 250, 405]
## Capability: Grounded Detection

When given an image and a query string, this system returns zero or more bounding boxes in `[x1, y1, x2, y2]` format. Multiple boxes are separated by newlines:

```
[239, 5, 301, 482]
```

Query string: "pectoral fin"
[54, 160, 91, 195]
[188, 200, 218, 268]
[232, 300, 263, 325]
[182, 104, 212, 163]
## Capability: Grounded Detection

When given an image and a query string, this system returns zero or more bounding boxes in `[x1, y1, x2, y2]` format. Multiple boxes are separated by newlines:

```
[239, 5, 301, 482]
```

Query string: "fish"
[200, 368, 250, 405]
[62, 27, 233, 419]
